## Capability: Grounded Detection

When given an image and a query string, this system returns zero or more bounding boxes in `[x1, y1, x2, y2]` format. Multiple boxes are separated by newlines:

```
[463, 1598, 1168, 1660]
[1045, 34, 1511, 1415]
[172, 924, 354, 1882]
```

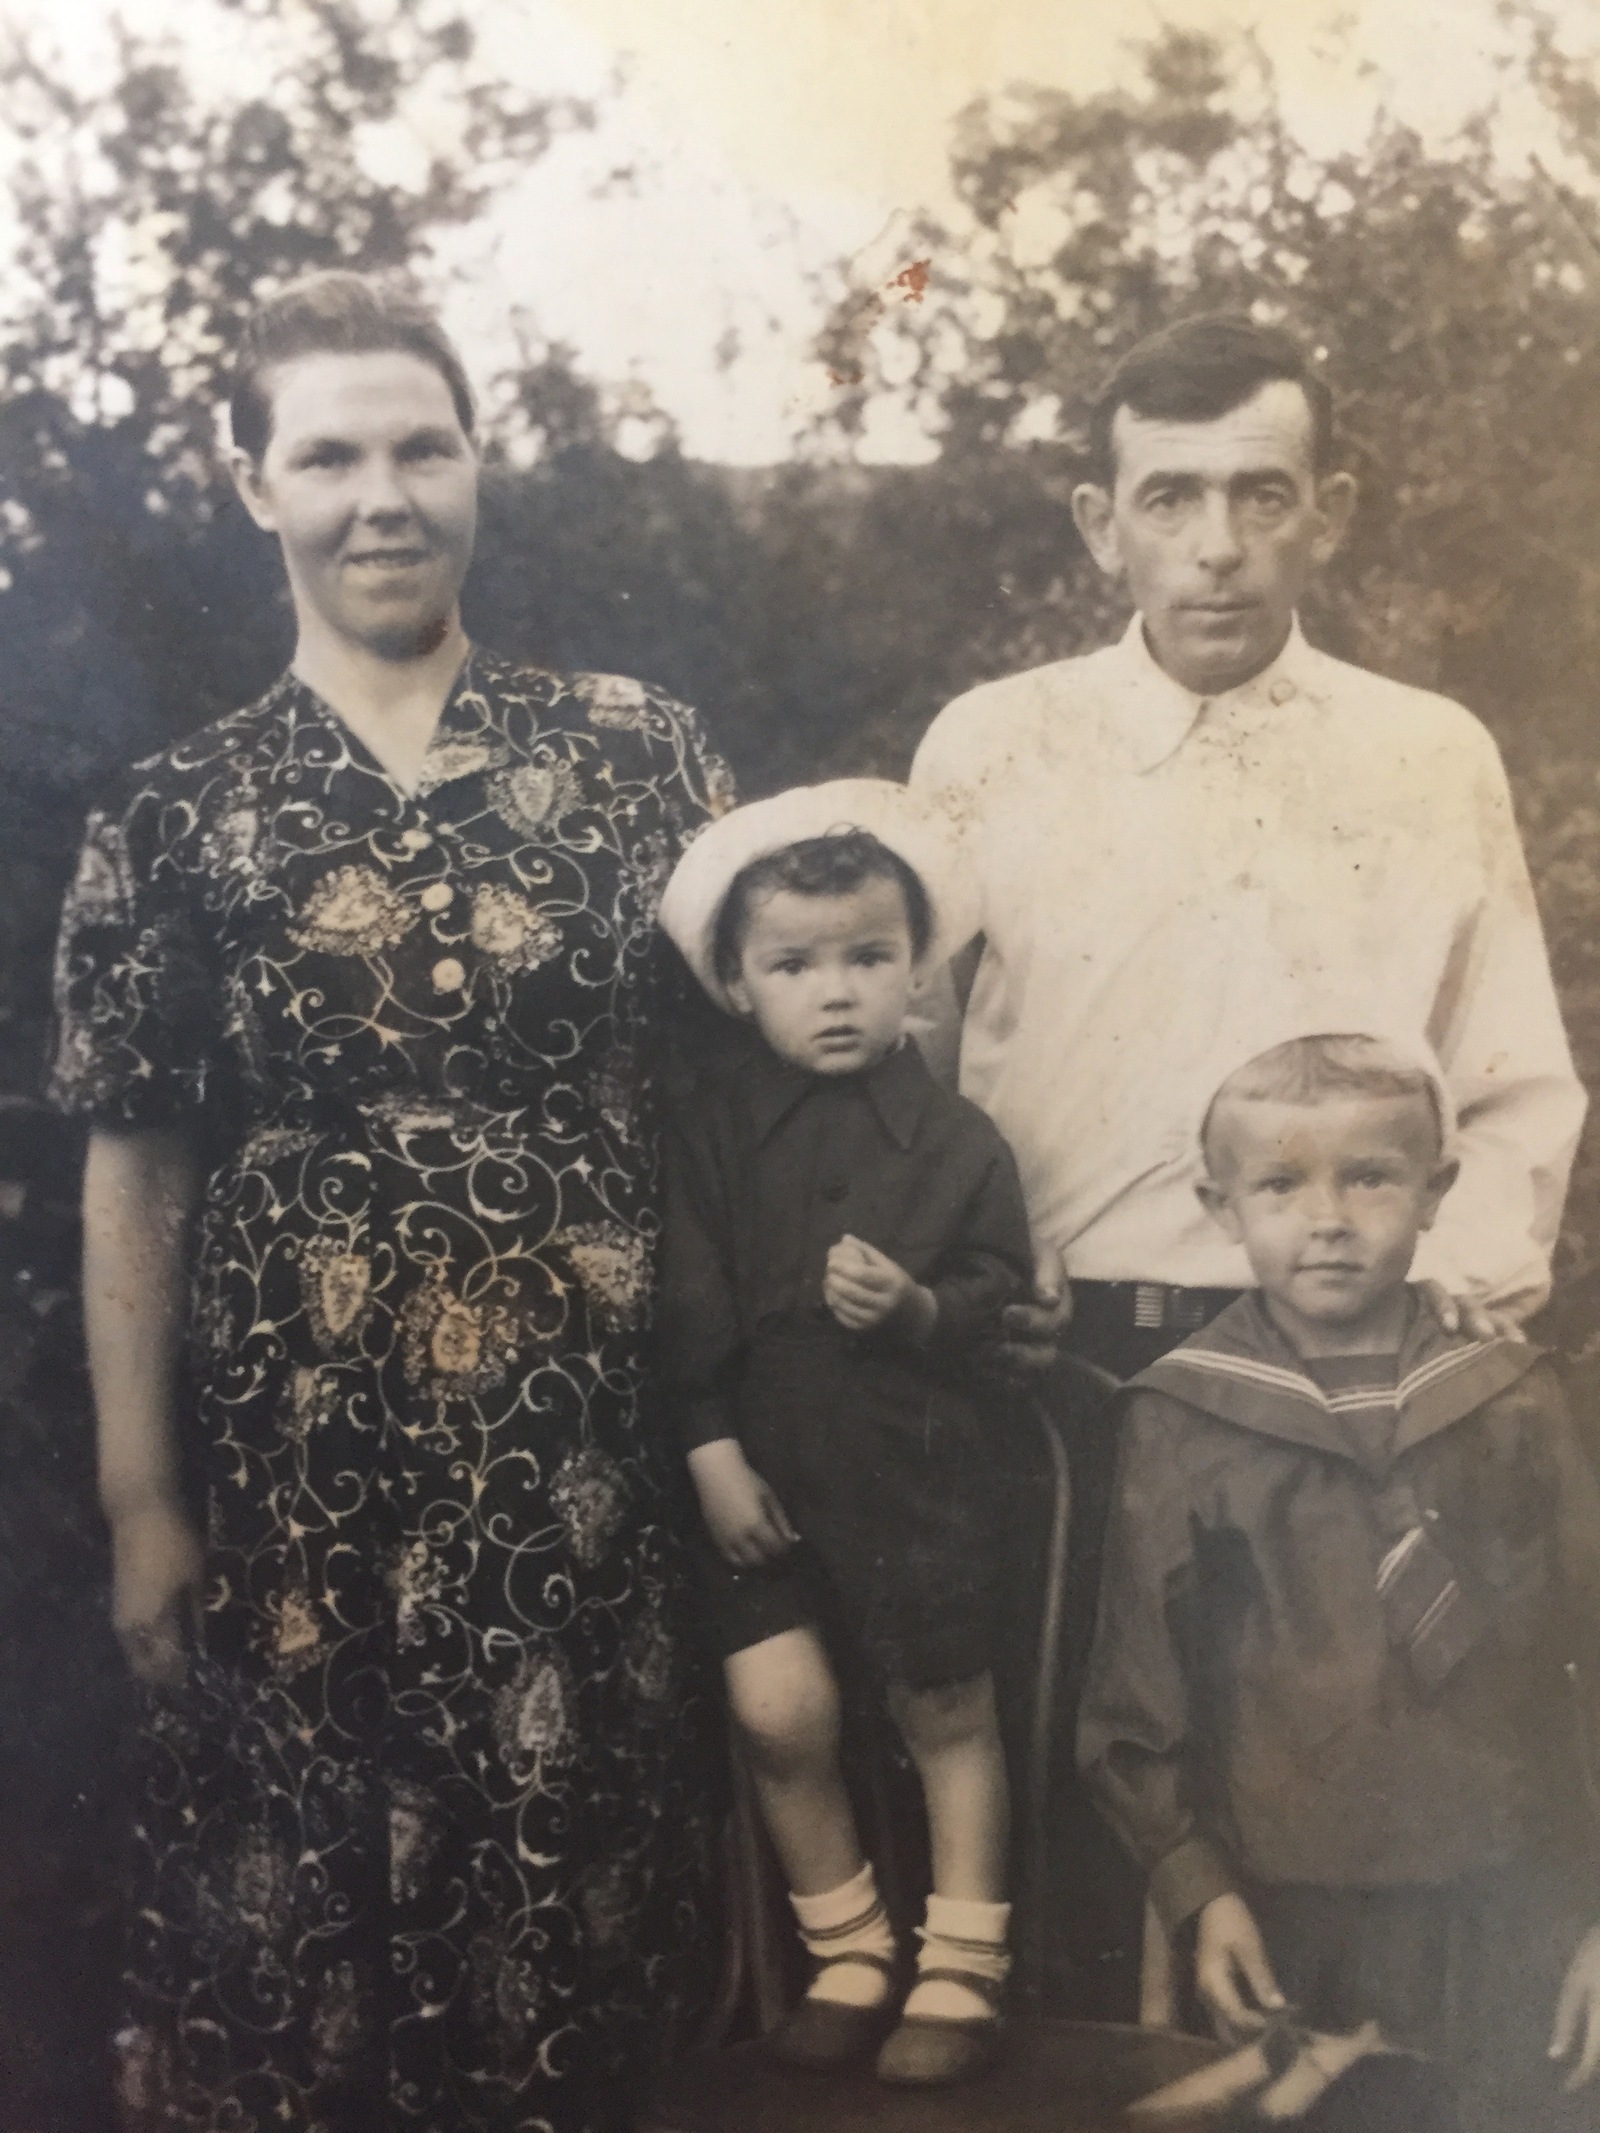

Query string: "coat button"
[420, 881, 454, 911]
[1269, 678, 1297, 706]
[821, 1181, 847, 1202]
[431, 957, 466, 992]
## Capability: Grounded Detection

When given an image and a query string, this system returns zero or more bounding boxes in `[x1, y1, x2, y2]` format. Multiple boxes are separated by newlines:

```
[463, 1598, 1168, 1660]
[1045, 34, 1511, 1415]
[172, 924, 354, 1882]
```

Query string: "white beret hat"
[659, 778, 980, 1013]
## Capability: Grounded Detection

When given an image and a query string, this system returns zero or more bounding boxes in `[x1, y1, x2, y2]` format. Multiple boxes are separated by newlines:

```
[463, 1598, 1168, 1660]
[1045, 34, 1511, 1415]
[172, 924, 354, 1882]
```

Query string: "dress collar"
[286, 645, 522, 802]
[741, 1037, 935, 1152]
[1132, 1289, 1542, 1469]
[1097, 614, 1317, 775]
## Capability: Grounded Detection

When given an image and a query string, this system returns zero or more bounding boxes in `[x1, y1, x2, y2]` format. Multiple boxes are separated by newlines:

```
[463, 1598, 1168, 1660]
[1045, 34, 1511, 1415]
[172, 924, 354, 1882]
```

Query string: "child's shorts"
[695, 1330, 1003, 1691]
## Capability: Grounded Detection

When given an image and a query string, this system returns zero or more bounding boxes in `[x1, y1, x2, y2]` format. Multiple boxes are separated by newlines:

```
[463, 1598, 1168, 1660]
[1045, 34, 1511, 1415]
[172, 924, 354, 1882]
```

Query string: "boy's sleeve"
[924, 1129, 1034, 1357]
[1077, 1390, 1239, 1934]
[657, 1108, 743, 1454]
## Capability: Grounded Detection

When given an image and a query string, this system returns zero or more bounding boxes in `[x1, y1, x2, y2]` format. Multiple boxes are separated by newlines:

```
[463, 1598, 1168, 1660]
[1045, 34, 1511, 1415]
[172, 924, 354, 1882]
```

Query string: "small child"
[657, 782, 1034, 2088]
[1079, 1032, 1600, 2130]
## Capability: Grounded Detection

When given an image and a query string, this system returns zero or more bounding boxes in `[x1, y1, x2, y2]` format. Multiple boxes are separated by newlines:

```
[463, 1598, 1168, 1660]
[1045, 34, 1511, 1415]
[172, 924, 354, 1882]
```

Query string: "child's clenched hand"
[686, 1438, 799, 1568]
[1550, 1925, 1600, 2090]
[823, 1234, 937, 1340]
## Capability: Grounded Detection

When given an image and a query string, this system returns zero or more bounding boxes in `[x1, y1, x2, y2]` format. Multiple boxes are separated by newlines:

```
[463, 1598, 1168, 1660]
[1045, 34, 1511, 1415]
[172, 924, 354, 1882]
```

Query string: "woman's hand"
[687, 1439, 799, 1568]
[110, 1495, 204, 1689]
[823, 1235, 936, 1340]
[1550, 1926, 1600, 2091]
[1194, 1892, 1287, 2043]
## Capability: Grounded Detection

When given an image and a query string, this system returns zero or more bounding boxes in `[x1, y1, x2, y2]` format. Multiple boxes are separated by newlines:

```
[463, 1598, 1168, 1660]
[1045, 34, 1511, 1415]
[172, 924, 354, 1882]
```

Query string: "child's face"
[726, 876, 918, 1076]
[1198, 1091, 1458, 1351]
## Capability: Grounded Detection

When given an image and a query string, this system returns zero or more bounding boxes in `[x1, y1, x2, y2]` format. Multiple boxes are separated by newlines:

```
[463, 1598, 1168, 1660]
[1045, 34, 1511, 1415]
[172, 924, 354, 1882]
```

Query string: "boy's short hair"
[1087, 313, 1335, 488]
[230, 270, 476, 462]
[1201, 1033, 1445, 1172]
[711, 829, 933, 985]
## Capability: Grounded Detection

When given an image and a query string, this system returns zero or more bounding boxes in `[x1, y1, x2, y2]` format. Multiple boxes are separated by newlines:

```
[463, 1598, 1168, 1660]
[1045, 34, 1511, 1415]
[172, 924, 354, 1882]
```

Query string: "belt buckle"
[1133, 1282, 1166, 1329]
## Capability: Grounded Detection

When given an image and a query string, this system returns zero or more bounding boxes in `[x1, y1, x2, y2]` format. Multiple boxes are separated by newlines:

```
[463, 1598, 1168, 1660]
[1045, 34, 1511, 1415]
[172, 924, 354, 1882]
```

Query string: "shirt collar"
[1098, 613, 1316, 775]
[1132, 1289, 1542, 1468]
[740, 1036, 934, 1152]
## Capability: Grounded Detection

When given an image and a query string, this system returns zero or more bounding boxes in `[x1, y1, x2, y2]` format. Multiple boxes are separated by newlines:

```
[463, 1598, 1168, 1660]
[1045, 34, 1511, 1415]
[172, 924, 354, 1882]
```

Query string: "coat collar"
[739, 1035, 934, 1153]
[1132, 1290, 1542, 1468]
[1095, 614, 1322, 776]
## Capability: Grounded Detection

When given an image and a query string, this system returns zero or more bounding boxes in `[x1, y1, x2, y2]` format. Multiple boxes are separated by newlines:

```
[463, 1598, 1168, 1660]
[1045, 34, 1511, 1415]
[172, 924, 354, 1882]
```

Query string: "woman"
[52, 273, 730, 2132]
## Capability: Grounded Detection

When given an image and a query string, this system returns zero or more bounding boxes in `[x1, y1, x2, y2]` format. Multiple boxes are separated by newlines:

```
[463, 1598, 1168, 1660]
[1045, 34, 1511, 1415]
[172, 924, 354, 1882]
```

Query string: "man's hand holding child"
[824, 1234, 937, 1342]
[686, 1438, 799, 1568]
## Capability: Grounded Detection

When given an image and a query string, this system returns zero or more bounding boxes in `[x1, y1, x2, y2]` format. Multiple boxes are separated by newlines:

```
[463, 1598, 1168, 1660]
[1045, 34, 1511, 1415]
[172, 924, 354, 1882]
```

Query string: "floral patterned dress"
[51, 652, 732, 2133]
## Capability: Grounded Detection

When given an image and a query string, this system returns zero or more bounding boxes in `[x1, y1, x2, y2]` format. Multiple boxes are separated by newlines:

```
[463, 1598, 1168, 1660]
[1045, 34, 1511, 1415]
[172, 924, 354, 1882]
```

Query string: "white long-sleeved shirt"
[910, 617, 1586, 1318]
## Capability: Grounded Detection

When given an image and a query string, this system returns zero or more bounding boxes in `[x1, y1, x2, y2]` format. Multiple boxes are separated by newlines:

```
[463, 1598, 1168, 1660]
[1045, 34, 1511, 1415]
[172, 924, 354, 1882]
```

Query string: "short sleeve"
[50, 784, 222, 1129]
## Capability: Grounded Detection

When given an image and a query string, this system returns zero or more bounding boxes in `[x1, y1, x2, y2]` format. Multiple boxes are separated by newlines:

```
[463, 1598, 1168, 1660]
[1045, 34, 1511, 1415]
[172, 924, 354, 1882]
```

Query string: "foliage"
[4, 8, 1600, 2112]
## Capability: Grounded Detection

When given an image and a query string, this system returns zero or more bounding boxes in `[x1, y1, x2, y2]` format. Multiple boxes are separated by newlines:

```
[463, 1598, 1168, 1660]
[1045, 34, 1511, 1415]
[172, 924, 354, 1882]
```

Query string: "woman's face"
[233, 349, 478, 661]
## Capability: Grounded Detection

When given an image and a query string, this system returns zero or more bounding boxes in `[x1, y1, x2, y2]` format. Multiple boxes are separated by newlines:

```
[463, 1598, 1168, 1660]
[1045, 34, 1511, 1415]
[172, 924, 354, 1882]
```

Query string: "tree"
[805, 13, 1600, 1320]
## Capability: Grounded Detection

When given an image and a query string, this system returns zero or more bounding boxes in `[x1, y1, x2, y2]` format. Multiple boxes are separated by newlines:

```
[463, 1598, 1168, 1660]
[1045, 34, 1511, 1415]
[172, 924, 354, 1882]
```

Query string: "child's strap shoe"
[874, 1965, 1006, 2087]
[766, 1952, 901, 2070]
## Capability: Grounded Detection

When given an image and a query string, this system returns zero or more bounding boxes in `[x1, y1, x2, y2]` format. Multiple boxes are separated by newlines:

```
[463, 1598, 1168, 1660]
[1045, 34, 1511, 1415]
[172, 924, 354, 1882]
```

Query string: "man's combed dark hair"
[230, 271, 476, 461]
[1086, 313, 1335, 487]
[712, 828, 934, 985]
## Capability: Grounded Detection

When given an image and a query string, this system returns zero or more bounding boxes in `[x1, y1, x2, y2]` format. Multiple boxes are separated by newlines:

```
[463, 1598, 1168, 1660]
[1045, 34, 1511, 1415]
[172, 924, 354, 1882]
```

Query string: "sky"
[4, 0, 1599, 462]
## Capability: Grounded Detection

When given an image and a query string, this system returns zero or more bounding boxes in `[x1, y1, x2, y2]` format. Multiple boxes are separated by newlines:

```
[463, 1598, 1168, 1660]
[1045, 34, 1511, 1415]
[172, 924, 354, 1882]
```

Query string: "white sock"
[790, 1863, 896, 2008]
[902, 1893, 1011, 2022]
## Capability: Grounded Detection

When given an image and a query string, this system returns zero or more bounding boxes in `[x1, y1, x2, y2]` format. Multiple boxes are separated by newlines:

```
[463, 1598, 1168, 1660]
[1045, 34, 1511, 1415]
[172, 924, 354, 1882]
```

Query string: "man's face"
[1072, 379, 1354, 697]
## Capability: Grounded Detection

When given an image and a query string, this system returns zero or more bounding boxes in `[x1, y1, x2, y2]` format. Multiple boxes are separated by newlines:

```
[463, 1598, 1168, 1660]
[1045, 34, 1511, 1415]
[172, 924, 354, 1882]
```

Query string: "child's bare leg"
[888, 1668, 1009, 1899]
[888, 1669, 1011, 2026]
[726, 1627, 895, 2013]
[726, 1626, 860, 1893]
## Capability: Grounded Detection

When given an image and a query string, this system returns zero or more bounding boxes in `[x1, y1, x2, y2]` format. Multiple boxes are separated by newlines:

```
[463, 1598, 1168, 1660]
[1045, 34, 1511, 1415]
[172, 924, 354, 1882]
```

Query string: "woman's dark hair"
[712, 829, 934, 985]
[1086, 313, 1335, 487]
[229, 271, 476, 461]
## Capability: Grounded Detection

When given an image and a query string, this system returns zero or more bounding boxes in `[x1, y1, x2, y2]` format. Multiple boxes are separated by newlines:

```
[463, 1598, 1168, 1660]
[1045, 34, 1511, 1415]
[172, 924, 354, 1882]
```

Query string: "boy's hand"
[686, 1438, 799, 1568]
[824, 1235, 936, 1340]
[996, 1241, 1072, 1376]
[1550, 1926, 1600, 2090]
[1194, 1892, 1288, 2044]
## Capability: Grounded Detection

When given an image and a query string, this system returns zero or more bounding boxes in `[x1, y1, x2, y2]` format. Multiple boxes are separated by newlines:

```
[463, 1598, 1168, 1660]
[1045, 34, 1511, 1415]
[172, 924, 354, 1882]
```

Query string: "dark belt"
[1068, 1278, 1243, 1335]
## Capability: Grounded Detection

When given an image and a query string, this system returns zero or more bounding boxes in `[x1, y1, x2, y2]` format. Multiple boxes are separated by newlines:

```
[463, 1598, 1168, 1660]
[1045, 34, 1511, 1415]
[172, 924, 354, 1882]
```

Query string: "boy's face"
[727, 876, 918, 1077]
[1198, 1091, 1458, 1352]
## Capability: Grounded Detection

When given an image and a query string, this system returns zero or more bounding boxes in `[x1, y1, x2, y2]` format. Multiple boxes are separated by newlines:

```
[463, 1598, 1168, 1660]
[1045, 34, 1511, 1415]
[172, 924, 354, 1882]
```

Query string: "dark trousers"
[1251, 1869, 1593, 2133]
[1035, 1281, 1243, 2020]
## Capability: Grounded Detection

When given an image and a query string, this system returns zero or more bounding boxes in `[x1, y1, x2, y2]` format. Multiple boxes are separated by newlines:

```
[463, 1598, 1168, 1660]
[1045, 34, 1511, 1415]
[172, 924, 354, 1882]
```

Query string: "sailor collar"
[1132, 1290, 1542, 1468]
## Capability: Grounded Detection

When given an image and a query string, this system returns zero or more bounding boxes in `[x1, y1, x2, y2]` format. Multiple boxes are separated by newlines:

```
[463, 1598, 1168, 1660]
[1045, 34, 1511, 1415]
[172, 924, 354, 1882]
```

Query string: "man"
[910, 311, 1586, 2017]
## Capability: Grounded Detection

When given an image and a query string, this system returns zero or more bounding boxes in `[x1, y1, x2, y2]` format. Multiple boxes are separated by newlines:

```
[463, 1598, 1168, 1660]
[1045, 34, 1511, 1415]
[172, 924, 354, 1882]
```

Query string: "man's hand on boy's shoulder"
[1417, 1279, 1527, 1345]
[1551, 1925, 1600, 2091]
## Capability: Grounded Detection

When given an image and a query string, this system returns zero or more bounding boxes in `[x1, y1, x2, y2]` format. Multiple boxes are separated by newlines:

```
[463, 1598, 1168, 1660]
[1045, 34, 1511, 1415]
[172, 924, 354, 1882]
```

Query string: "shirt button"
[431, 957, 466, 992]
[821, 1181, 847, 1203]
[1269, 678, 1297, 706]
[401, 827, 433, 852]
[419, 881, 454, 911]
